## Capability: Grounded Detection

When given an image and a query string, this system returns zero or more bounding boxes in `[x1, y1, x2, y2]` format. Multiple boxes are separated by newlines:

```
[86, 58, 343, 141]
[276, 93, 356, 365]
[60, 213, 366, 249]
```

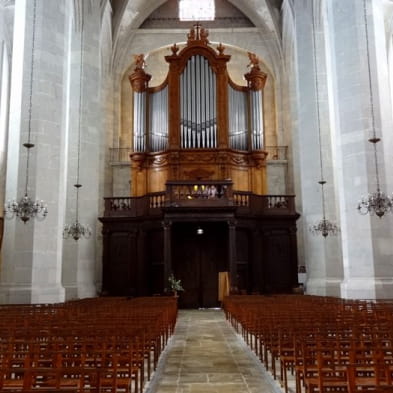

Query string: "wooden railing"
[234, 193, 295, 214]
[104, 188, 295, 217]
[165, 180, 233, 207]
[104, 193, 166, 217]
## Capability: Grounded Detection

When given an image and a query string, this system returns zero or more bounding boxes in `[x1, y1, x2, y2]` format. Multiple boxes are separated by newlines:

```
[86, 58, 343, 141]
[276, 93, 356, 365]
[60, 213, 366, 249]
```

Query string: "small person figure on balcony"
[208, 185, 217, 199]
[168, 274, 184, 297]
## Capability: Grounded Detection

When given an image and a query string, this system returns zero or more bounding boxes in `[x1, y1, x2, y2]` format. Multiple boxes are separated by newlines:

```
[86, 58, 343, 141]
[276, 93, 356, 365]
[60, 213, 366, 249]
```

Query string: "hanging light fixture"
[63, 11, 91, 241]
[4, 0, 48, 224]
[357, 0, 392, 218]
[309, 2, 339, 238]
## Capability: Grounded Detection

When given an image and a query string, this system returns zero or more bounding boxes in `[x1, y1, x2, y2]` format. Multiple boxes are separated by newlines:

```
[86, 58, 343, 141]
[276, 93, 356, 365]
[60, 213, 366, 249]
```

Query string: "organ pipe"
[250, 90, 264, 150]
[133, 91, 147, 152]
[148, 86, 168, 152]
[180, 55, 217, 149]
[228, 85, 248, 151]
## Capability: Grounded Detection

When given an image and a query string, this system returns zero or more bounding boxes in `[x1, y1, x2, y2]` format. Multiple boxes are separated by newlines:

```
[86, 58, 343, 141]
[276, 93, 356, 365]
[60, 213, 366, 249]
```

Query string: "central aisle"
[146, 309, 282, 393]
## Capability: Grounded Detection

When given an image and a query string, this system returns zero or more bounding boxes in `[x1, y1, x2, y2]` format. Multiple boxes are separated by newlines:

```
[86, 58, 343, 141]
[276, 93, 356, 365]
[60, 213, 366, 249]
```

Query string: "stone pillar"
[0, 0, 67, 303]
[293, 0, 343, 297]
[61, 1, 101, 301]
[0, 0, 102, 303]
[326, 0, 393, 298]
[0, 2, 13, 224]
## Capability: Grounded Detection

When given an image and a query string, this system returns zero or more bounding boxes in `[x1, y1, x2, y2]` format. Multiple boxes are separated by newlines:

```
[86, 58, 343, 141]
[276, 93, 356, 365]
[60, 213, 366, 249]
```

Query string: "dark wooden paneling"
[147, 230, 164, 294]
[172, 222, 228, 308]
[105, 232, 138, 296]
[262, 229, 297, 293]
[236, 228, 249, 292]
[99, 213, 299, 303]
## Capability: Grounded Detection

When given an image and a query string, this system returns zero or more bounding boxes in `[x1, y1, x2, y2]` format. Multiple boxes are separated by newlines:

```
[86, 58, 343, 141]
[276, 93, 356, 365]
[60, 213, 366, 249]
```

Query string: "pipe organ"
[129, 25, 268, 196]
[100, 26, 300, 304]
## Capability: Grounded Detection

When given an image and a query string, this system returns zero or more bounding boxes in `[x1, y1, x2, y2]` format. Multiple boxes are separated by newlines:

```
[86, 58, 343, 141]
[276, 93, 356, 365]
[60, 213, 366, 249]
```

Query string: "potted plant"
[168, 274, 184, 297]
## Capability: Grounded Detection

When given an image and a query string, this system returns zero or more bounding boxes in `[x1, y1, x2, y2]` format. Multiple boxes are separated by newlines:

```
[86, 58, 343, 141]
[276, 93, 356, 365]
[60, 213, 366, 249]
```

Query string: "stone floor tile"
[144, 309, 284, 393]
[178, 373, 209, 383]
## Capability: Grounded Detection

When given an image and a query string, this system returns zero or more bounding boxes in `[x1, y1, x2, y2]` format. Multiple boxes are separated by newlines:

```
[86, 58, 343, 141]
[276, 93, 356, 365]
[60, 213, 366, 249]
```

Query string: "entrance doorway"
[172, 222, 228, 308]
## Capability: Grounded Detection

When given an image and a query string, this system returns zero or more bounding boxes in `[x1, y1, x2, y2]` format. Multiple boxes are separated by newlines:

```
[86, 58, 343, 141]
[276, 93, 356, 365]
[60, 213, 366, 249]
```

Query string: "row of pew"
[223, 294, 393, 393]
[0, 296, 178, 392]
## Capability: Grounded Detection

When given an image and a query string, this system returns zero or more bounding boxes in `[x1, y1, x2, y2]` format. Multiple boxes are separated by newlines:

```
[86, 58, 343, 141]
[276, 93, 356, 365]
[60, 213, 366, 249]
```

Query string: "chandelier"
[309, 2, 339, 238]
[357, 0, 392, 218]
[63, 10, 91, 241]
[4, 0, 48, 224]
[310, 182, 340, 238]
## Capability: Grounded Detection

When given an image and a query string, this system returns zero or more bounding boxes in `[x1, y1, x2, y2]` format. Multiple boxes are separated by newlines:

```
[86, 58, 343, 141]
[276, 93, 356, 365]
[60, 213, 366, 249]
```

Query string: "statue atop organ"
[128, 24, 268, 196]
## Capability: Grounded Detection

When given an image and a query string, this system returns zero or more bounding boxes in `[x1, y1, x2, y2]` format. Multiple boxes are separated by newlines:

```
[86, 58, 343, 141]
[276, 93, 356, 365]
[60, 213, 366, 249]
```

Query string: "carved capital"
[149, 154, 169, 168]
[162, 220, 172, 230]
[130, 152, 146, 171]
[251, 151, 268, 168]
[244, 67, 267, 91]
[129, 69, 151, 92]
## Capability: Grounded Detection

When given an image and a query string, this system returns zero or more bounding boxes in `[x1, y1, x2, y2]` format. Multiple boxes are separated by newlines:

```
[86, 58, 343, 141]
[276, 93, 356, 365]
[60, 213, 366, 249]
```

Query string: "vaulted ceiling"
[107, 0, 284, 77]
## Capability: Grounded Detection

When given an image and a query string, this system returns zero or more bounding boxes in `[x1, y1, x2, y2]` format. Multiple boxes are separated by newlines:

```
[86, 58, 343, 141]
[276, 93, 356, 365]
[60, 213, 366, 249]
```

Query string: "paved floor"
[145, 309, 283, 393]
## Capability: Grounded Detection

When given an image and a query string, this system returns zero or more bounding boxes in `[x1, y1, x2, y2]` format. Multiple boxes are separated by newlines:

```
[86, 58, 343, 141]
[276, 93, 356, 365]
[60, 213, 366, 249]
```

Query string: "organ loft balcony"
[103, 180, 296, 218]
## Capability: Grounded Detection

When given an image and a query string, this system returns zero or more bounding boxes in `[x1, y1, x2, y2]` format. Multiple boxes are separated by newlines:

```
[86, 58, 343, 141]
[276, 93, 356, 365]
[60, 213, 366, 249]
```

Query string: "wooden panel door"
[172, 222, 228, 308]
[263, 229, 296, 293]
[105, 232, 138, 296]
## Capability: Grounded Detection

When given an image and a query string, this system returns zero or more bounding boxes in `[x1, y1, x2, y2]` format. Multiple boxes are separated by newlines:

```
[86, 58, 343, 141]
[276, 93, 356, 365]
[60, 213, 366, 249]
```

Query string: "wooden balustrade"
[104, 188, 296, 217]
[165, 180, 233, 207]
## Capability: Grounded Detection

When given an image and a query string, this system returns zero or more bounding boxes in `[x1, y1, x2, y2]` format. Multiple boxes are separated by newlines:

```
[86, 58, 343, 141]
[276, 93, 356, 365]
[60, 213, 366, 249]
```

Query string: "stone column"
[0, 2, 14, 224]
[61, 1, 102, 300]
[326, 0, 393, 298]
[293, 0, 343, 296]
[0, 0, 102, 303]
[0, 0, 68, 303]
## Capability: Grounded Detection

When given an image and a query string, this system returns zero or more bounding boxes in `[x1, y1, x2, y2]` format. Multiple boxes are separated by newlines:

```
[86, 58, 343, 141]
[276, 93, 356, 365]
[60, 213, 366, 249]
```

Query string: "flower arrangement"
[168, 274, 184, 294]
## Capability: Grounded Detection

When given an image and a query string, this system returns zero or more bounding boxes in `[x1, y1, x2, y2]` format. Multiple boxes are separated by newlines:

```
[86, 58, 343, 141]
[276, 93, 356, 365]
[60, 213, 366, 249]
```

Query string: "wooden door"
[172, 222, 228, 308]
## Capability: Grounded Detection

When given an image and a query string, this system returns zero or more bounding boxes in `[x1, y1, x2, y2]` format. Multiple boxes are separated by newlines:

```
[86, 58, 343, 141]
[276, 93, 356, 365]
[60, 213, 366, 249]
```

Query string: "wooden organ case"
[129, 26, 267, 196]
[100, 26, 300, 308]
